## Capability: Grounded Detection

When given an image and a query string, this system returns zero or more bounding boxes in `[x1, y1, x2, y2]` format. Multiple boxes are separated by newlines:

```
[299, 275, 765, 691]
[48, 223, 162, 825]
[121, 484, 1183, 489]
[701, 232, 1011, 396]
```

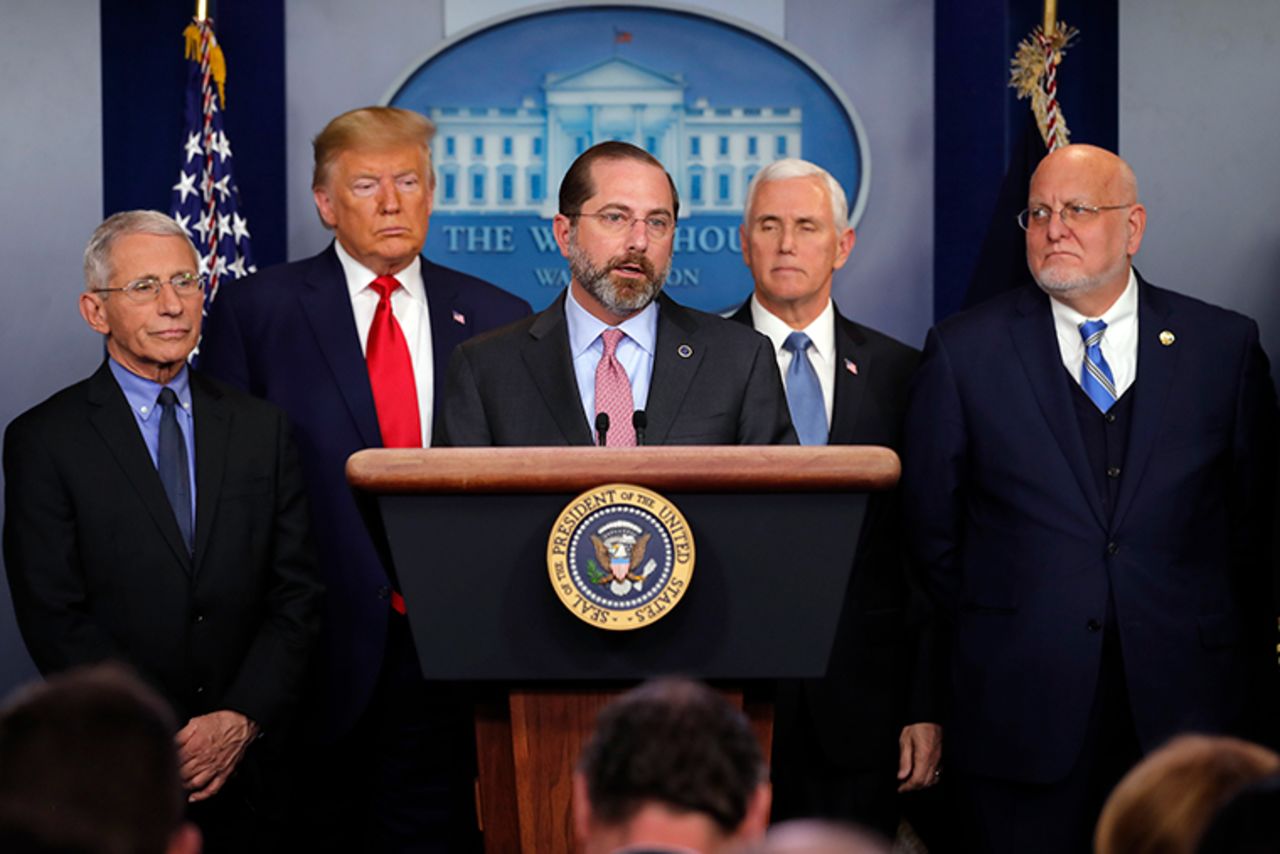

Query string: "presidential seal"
[547, 483, 695, 631]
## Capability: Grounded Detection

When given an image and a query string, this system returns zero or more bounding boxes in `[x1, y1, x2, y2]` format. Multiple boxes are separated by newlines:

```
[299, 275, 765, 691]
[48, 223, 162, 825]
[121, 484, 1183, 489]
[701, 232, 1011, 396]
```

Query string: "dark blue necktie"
[783, 331, 827, 446]
[1079, 319, 1118, 413]
[157, 388, 193, 552]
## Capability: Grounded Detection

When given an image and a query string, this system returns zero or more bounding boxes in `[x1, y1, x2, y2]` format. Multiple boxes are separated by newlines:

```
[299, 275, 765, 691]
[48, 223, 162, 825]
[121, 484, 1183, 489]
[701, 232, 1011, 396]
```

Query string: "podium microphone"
[595, 412, 610, 446]
[632, 410, 648, 446]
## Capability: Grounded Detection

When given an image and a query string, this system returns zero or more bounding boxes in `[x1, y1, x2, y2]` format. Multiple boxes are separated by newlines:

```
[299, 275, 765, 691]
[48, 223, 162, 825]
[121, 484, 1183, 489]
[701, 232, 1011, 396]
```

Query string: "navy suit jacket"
[3, 363, 322, 731]
[442, 292, 795, 446]
[732, 301, 931, 767]
[902, 276, 1278, 783]
[198, 245, 531, 738]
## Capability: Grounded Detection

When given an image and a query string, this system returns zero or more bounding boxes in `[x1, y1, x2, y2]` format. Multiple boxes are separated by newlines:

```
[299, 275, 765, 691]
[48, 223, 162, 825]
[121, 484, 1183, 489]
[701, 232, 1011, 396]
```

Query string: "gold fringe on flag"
[182, 22, 227, 108]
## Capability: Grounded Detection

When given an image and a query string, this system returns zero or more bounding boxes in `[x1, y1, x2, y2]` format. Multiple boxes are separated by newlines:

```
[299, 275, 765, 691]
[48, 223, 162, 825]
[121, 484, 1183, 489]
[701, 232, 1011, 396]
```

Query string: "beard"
[1031, 252, 1129, 300]
[567, 236, 670, 318]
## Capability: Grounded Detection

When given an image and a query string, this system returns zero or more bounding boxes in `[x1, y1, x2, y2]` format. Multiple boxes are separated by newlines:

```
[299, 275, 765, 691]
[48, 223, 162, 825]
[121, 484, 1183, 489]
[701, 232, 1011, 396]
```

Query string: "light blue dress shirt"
[563, 287, 658, 434]
[108, 359, 197, 522]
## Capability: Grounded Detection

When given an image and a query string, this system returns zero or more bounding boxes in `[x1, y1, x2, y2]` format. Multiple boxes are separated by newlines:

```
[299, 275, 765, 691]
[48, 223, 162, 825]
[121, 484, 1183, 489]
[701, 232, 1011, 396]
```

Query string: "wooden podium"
[347, 446, 898, 852]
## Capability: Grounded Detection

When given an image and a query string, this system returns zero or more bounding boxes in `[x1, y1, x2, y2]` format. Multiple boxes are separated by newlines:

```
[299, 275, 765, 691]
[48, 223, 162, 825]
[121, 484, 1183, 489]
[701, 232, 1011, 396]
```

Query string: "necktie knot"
[370, 275, 400, 301]
[1080, 318, 1108, 347]
[157, 387, 179, 409]
[601, 328, 625, 357]
[783, 331, 813, 355]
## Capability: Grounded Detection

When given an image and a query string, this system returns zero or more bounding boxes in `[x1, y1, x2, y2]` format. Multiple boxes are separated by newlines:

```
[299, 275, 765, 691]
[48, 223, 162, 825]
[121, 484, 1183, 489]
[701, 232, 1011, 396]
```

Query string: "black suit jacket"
[3, 362, 322, 730]
[442, 293, 796, 446]
[731, 301, 930, 767]
[903, 277, 1278, 783]
[198, 245, 530, 738]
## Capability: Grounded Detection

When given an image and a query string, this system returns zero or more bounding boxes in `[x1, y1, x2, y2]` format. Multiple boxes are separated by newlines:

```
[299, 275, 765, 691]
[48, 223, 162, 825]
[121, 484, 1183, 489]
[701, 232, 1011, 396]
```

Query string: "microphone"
[632, 410, 647, 446]
[595, 412, 610, 446]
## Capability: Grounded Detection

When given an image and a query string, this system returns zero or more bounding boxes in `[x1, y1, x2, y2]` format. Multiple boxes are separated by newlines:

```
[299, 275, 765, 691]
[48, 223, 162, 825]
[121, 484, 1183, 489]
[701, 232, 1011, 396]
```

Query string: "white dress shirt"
[1049, 268, 1138, 399]
[749, 295, 836, 429]
[334, 240, 435, 446]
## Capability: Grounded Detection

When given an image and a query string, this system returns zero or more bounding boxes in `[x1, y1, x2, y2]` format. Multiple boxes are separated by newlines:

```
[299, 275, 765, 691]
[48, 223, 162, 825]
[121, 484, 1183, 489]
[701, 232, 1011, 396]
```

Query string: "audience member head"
[0, 663, 200, 854]
[573, 677, 771, 854]
[554, 141, 680, 326]
[78, 211, 203, 384]
[1094, 733, 1280, 854]
[742, 819, 890, 854]
[311, 106, 436, 276]
[1196, 772, 1280, 854]
[1022, 143, 1145, 318]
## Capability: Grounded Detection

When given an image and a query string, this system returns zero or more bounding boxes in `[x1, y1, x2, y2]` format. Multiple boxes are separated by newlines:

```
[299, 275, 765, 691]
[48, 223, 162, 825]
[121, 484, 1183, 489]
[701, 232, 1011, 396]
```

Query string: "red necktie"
[366, 276, 421, 448]
[595, 329, 636, 446]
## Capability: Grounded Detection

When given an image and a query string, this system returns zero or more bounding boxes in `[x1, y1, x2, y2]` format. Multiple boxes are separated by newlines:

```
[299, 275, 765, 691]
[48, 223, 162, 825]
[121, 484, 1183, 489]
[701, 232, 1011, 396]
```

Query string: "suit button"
[195, 685, 205, 695]
[193, 613, 205, 624]
[1106, 542, 1119, 555]
[1087, 619, 1102, 632]
[378, 586, 391, 600]
[1106, 466, 1121, 479]
[1105, 412, 1117, 424]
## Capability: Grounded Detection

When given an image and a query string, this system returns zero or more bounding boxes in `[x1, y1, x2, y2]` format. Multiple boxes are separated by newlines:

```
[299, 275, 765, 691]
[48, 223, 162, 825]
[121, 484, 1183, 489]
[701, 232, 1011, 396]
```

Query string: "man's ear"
[572, 771, 593, 847]
[737, 782, 772, 844]
[313, 186, 337, 229]
[79, 292, 110, 336]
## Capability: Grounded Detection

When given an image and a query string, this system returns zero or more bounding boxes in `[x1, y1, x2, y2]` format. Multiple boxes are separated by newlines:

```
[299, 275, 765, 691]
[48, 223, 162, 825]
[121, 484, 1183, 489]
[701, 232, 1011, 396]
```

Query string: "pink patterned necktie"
[594, 328, 636, 446]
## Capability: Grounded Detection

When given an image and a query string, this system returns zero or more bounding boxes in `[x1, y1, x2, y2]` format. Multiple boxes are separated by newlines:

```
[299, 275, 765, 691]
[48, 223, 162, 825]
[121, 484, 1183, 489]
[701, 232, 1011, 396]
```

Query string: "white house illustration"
[427, 57, 802, 217]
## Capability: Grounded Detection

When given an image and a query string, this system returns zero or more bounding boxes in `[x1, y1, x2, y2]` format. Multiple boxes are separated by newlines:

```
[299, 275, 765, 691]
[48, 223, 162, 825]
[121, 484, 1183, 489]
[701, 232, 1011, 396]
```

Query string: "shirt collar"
[334, 239, 425, 304]
[564, 286, 659, 358]
[108, 358, 191, 422]
[749, 295, 836, 361]
[1050, 267, 1138, 339]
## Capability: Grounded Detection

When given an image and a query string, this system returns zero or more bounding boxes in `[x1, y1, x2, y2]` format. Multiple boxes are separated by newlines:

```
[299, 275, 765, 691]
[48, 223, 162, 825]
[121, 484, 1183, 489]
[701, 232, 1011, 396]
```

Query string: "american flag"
[169, 18, 254, 310]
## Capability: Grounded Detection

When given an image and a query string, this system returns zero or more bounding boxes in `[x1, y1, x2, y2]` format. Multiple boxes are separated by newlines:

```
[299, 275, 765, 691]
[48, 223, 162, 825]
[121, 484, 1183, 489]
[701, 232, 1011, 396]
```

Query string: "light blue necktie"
[1079, 319, 1118, 413]
[157, 387, 194, 552]
[783, 331, 827, 445]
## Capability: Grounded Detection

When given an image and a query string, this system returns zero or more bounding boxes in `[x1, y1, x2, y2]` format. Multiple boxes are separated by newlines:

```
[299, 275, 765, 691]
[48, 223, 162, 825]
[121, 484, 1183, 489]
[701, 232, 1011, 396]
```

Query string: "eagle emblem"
[589, 527, 656, 596]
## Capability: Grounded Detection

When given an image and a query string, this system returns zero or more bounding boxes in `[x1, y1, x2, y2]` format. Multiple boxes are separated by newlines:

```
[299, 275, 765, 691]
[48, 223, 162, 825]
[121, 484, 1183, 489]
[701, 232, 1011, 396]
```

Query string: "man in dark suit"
[198, 107, 530, 851]
[902, 144, 1279, 852]
[3, 211, 322, 851]
[729, 158, 938, 837]
[441, 141, 794, 447]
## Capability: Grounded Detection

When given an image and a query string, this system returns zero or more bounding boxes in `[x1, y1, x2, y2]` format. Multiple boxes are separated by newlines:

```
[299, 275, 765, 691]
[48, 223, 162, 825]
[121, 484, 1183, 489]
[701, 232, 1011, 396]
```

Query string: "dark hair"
[578, 677, 764, 834]
[0, 664, 184, 854]
[558, 140, 680, 222]
[1196, 773, 1280, 854]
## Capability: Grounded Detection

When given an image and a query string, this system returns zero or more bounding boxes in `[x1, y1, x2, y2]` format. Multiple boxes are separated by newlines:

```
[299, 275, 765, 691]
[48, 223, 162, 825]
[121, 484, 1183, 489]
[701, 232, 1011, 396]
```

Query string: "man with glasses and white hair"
[442, 140, 794, 447]
[3, 210, 322, 852]
[731, 157, 940, 838]
[902, 144, 1279, 853]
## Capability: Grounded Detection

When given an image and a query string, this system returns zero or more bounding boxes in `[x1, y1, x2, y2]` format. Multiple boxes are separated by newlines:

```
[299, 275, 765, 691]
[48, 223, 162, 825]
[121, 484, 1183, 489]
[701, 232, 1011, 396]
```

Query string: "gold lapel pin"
[677, 344, 693, 359]
[1159, 330, 1175, 346]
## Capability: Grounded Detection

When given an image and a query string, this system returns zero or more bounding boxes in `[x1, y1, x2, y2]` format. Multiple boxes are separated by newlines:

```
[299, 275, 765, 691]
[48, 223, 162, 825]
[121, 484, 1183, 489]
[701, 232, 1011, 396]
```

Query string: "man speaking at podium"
[441, 140, 795, 448]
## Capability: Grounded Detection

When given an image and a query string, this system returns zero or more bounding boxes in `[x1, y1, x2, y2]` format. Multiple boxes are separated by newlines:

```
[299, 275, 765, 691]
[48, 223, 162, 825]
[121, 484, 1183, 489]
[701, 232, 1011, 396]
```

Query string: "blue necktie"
[157, 388, 193, 552]
[783, 331, 827, 445]
[1079, 319, 1118, 413]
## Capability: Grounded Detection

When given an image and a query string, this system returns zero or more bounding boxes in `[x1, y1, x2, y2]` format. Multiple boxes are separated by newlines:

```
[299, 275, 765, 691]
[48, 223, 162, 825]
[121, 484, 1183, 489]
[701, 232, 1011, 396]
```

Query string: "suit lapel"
[299, 246, 383, 448]
[1009, 288, 1107, 528]
[86, 364, 193, 572]
[645, 296, 703, 446]
[521, 294, 594, 445]
[423, 259, 466, 420]
[1111, 279, 1177, 529]
[829, 314, 871, 444]
[190, 372, 227, 576]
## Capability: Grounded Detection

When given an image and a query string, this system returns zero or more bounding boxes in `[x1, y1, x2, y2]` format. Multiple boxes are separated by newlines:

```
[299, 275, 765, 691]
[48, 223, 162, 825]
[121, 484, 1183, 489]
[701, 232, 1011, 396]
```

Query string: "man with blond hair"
[201, 106, 529, 851]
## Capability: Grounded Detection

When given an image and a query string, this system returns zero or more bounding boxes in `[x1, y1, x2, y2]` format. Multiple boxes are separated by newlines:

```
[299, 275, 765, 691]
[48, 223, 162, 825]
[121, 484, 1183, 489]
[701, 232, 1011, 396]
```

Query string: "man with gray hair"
[3, 210, 322, 851]
[731, 158, 940, 837]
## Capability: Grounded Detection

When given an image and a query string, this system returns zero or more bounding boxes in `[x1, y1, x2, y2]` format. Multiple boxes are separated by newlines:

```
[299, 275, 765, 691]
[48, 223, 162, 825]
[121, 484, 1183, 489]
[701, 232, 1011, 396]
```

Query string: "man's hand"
[896, 722, 943, 792]
[175, 710, 259, 802]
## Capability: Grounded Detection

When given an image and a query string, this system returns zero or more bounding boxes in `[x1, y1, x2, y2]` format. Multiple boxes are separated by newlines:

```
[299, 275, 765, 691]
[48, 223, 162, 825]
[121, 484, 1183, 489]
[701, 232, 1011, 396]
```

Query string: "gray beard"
[567, 238, 669, 318]
[1032, 255, 1128, 299]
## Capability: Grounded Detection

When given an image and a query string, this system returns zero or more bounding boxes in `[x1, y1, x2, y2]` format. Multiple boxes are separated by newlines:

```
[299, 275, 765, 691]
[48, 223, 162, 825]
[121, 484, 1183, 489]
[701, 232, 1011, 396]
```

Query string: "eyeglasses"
[571, 210, 674, 239]
[1017, 202, 1133, 231]
[92, 272, 205, 302]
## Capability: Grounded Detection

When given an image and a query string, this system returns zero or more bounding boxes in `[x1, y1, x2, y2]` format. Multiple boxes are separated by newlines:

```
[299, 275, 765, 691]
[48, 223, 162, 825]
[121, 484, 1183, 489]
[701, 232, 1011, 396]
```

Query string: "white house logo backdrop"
[387, 4, 868, 313]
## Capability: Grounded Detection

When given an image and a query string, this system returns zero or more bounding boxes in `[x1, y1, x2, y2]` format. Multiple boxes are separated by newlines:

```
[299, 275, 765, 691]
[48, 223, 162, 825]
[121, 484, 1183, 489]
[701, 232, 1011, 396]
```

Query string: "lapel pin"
[1159, 330, 1175, 346]
[677, 344, 693, 359]
[844, 358, 859, 376]
[452, 310, 467, 325]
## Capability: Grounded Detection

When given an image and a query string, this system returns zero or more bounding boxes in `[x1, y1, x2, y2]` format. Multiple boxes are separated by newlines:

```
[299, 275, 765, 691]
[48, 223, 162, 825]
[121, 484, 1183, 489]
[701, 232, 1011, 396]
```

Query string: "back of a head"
[1095, 734, 1280, 854]
[0, 664, 187, 854]
[578, 677, 765, 837]
[1196, 773, 1280, 854]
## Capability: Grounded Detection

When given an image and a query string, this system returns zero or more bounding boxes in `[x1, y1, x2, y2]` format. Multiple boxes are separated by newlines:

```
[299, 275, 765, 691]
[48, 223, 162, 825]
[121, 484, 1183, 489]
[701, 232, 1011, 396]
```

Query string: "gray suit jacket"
[441, 293, 796, 446]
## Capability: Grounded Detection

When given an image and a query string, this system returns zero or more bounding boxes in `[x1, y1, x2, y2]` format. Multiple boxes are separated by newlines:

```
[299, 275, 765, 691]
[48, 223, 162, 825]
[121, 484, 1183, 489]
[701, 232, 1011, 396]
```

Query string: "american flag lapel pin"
[452, 309, 466, 326]
[844, 358, 858, 376]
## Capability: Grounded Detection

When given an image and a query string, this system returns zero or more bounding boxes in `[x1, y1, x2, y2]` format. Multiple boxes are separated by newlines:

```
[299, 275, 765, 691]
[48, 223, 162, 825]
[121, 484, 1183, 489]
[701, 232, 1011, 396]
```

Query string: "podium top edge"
[346, 446, 900, 494]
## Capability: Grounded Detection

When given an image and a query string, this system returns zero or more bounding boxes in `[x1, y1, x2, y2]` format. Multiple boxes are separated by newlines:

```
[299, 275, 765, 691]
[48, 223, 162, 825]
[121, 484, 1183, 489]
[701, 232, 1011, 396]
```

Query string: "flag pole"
[1044, 0, 1056, 37]
[196, 0, 208, 22]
